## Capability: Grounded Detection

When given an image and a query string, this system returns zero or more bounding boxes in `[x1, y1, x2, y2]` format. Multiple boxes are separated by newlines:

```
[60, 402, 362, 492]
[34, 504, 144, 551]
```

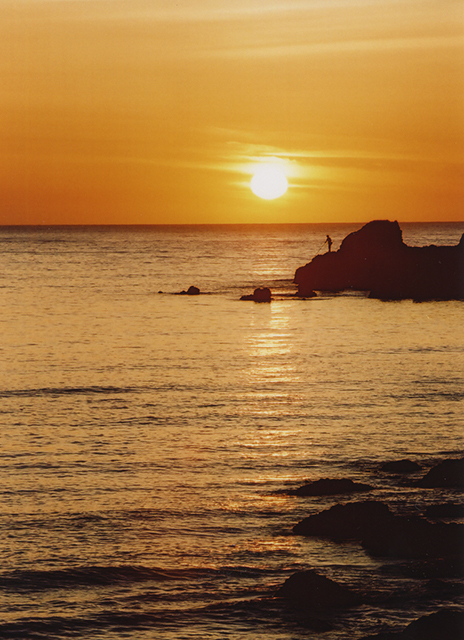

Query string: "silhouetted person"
[326, 235, 333, 252]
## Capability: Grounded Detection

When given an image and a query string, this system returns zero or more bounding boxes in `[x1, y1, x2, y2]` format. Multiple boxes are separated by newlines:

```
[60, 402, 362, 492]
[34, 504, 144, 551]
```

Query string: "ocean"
[1, 222, 463, 639]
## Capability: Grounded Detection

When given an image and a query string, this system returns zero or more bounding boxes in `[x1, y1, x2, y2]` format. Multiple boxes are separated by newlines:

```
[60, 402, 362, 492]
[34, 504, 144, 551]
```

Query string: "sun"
[250, 165, 288, 200]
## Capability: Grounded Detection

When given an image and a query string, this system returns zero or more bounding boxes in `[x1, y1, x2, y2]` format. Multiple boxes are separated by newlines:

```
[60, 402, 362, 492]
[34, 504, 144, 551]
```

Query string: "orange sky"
[1, 0, 463, 224]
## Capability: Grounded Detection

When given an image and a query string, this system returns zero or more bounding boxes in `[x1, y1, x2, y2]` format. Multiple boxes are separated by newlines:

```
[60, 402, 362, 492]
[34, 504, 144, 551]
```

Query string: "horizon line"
[1, 220, 463, 228]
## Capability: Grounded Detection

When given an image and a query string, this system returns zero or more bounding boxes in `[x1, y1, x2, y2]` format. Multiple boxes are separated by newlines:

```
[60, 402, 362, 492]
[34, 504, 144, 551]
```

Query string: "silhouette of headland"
[295, 220, 464, 301]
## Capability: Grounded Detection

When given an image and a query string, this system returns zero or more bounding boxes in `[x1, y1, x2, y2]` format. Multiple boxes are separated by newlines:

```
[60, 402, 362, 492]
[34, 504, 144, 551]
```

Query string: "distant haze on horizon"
[1, 0, 463, 225]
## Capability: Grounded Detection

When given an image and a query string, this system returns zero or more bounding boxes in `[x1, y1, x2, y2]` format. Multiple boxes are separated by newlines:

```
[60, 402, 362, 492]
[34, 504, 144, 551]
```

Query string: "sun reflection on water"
[244, 304, 302, 382]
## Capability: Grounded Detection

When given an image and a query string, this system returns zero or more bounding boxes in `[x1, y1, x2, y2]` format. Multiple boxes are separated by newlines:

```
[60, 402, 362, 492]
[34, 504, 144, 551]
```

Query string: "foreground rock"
[380, 460, 422, 474]
[362, 608, 464, 640]
[361, 516, 463, 559]
[415, 457, 464, 488]
[240, 287, 272, 302]
[424, 503, 464, 519]
[293, 500, 464, 559]
[294, 220, 464, 300]
[293, 500, 391, 540]
[275, 569, 361, 609]
[290, 478, 372, 497]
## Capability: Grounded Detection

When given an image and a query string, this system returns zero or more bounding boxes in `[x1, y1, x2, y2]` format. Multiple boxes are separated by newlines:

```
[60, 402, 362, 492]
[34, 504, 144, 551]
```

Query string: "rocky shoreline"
[268, 455, 464, 638]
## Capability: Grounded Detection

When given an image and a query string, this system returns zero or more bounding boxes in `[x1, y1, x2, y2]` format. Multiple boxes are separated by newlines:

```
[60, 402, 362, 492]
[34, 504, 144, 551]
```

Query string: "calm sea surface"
[1, 222, 463, 639]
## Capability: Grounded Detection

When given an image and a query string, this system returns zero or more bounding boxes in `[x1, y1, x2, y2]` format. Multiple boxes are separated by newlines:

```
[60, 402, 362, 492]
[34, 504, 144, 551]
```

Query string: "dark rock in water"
[178, 285, 200, 295]
[415, 457, 464, 488]
[361, 516, 464, 559]
[380, 459, 422, 473]
[293, 500, 392, 540]
[401, 608, 464, 640]
[275, 569, 361, 609]
[294, 220, 464, 300]
[362, 608, 464, 640]
[293, 500, 464, 559]
[425, 503, 464, 519]
[240, 287, 272, 302]
[291, 478, 373, 496]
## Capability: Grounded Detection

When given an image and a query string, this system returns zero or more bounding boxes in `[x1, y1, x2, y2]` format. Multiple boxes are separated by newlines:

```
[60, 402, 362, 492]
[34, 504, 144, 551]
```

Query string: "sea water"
[0, 222, 463, 639]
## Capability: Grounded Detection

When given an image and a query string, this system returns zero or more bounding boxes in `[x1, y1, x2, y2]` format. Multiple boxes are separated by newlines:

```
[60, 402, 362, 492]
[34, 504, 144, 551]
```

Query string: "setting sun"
[250, 165, 288, 200]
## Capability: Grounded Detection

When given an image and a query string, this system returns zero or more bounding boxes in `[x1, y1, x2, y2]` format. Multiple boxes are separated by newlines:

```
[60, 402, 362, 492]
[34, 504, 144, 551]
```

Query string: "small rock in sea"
[380, 459, 422, 473]
[415, 457, 464, 488]
[361, 607, 464, 640]
[240, 287, 272, 302]
[424, 503, 464, 519]
[291, 478, 373, 497]
[178, 285, 201, 296]
[275, 569, 361, 609]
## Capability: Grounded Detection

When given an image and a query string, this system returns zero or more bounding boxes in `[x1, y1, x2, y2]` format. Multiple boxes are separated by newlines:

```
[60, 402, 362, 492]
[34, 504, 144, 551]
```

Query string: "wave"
[0, 386, 136, 398]
[0, 611, 190, 639]
[0, 565, 216, 591]
[0, 587, 329, 640]
[401, 390, 464, 402]
[0, 383, 212, 399]
[0, 577, 351, 640]
[0, 564, 276, 592]
[0, 605, 280, 640]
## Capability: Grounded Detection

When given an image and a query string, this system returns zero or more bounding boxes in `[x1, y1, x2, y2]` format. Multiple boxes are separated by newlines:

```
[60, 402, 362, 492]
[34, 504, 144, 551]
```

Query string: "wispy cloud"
[218, 137, 464, 168]
[199, 35, 464, 60]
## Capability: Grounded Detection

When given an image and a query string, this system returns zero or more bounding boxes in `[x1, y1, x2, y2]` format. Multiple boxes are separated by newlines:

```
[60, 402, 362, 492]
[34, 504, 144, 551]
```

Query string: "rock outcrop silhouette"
[294, 220, 464, 301]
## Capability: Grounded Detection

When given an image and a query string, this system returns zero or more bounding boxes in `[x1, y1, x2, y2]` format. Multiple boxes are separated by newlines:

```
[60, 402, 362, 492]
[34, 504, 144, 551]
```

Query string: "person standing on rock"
[326, 235, 333, 252]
